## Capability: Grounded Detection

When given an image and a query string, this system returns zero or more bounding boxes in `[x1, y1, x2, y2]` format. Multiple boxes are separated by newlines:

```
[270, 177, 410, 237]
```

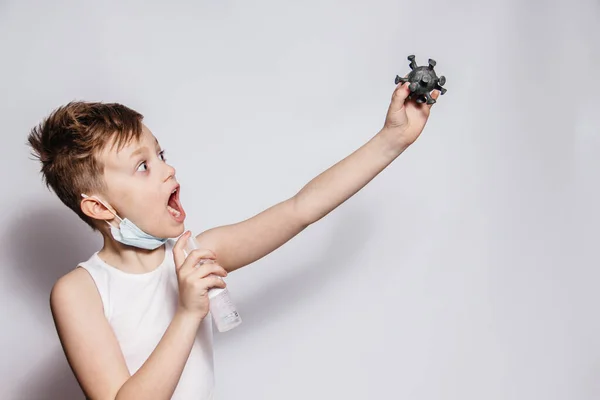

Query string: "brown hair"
[27, 101, 144, 230]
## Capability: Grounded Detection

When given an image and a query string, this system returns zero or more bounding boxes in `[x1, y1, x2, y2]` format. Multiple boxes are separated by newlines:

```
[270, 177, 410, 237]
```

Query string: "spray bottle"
[184, 234, 242, 332]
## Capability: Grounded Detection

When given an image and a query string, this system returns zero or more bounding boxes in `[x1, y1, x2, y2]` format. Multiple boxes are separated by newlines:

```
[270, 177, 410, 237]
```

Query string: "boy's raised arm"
[197, 84, 439, 272]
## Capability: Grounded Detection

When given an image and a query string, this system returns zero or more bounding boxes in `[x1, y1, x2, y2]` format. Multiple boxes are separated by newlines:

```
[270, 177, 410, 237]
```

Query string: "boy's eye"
[137, 162, 148, 172]
[159, 150, 167, 161]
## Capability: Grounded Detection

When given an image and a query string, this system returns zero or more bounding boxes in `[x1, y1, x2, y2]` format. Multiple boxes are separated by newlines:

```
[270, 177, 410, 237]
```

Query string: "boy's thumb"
[390, 82, 410, 112]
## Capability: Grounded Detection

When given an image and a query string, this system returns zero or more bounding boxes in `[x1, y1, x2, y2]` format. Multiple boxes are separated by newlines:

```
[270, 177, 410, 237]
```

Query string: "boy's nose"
[163, 163, 176, 181]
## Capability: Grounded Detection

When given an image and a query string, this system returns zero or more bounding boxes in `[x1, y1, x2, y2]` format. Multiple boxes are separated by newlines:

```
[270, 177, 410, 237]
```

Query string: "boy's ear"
[80, 196, 115, 222]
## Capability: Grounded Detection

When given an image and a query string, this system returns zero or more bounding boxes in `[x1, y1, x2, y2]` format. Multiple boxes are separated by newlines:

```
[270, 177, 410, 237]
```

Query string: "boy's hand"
[382, 81, 440, 149]
[173, 232, 227, 320]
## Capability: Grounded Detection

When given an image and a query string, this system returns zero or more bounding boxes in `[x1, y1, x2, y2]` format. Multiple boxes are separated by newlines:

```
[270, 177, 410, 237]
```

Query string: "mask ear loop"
[81, 193, 123, 227]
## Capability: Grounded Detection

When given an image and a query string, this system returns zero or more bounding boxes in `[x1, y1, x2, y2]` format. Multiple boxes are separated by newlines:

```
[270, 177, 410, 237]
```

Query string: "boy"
[28, 82, 439, 399]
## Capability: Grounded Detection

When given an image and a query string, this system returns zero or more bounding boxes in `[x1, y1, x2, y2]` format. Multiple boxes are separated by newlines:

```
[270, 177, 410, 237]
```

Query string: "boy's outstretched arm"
[197, 83, 439, 272]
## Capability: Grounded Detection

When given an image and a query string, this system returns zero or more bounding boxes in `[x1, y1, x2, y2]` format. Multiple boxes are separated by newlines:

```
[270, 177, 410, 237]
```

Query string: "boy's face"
[97, 124, 186, 239]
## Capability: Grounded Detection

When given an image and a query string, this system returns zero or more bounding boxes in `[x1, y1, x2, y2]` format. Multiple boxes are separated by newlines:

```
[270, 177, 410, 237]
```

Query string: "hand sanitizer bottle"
[184, 235, 242, 332]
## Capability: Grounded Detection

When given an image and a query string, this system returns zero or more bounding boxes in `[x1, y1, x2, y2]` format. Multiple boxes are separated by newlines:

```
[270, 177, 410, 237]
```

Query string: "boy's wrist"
[375, 128, 411, 160]
[175, 306, 206, 326]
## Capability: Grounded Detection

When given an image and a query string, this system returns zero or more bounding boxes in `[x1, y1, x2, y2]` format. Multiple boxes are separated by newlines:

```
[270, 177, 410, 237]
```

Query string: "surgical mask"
[81, 194, 168, 250]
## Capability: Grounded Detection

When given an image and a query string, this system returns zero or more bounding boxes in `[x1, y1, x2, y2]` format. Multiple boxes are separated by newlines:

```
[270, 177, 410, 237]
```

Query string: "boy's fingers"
[173, 231, 192, 270]
[390, 82, 410, 112]
[428, 90, 440, 108]
[205, 275, 227, 291]
[181, 249, 217, 274]
[188, 263, 228, 280]
[187, 272, 227, 292]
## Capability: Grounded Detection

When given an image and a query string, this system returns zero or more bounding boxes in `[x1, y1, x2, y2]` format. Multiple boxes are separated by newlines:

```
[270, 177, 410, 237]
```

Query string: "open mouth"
[167, 186, 186, 222]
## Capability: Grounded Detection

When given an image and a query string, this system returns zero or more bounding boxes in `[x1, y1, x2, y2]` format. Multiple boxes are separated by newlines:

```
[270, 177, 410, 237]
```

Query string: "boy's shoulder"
[50, 267, 103, 315]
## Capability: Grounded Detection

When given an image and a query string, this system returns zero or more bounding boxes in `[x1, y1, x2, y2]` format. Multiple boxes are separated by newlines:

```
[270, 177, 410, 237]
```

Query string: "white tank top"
[77, 239, 215, 399]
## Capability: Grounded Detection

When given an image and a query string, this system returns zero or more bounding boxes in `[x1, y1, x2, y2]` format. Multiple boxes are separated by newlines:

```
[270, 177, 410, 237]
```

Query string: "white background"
[1, 0, 599, 399]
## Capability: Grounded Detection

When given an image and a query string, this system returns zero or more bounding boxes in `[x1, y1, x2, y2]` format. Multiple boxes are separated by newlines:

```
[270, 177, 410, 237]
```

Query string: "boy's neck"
[97, 232, 167, 274]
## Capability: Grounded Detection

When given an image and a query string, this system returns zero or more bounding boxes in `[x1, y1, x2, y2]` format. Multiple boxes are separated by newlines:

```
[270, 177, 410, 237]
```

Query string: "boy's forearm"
[293, 128, 408, 223]
[115, 309, 203, 400]
[193, 129, 411, 272]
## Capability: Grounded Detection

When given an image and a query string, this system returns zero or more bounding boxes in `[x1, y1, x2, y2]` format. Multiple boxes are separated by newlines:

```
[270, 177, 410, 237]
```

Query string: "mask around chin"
[109, 218, 168, 250]
[82, 193, 168, 250]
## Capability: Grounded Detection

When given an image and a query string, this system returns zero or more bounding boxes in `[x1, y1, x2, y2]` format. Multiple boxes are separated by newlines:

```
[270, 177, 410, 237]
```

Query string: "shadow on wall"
[6, 207, 101, 400]
[16, 349, 84, 400]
